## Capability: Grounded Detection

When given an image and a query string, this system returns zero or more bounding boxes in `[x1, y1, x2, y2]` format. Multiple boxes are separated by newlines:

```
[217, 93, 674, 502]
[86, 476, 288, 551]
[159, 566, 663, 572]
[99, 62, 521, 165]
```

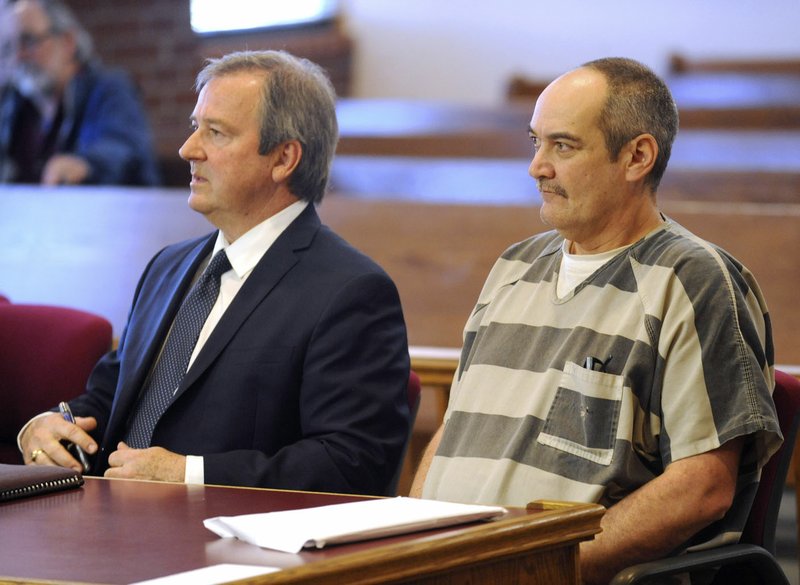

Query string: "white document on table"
[203, 496, 507, 554]
[129, 564, 280, 585]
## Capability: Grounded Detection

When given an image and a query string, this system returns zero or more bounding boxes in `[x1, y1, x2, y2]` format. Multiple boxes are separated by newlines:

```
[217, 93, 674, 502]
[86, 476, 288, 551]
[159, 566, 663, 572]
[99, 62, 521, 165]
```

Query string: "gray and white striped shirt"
[424, 218, 781, 549]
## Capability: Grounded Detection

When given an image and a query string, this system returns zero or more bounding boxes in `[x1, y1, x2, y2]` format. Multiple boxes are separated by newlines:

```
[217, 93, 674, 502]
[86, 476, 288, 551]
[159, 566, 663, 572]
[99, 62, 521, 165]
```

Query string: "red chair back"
[0, 302, 112, 463]
[741, 369, 800, 552]
[407, 370, 422, 418]
[386, 370, 422, 495]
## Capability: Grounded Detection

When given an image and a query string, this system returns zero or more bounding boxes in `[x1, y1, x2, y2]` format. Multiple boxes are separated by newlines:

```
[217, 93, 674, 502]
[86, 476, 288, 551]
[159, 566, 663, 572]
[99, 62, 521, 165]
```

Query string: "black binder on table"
[0, 463, 83, 502]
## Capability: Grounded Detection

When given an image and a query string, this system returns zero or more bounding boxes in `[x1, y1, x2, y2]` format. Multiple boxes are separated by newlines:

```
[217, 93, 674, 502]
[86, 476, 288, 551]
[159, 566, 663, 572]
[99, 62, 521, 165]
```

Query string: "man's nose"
[528, 148, 553, 180]
[178, 132, 201, 161]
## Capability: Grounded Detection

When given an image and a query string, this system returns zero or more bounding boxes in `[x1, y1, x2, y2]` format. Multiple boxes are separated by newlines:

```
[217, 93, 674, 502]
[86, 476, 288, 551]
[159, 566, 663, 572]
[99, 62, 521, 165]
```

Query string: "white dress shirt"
[182, 200, 308, 483]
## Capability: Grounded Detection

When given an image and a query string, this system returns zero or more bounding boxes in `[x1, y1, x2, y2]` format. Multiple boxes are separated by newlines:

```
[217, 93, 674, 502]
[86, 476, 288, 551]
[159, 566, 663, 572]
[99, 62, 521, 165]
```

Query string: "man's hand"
[20, 412, 98, 473]
[105, 442, 186, 482]
[41, 154, 91, 185]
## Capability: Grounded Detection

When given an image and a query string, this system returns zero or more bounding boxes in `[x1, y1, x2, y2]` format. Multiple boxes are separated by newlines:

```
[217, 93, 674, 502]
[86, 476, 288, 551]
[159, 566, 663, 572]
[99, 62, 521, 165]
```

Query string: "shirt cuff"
[185, 455, 205, 484]
[17, 412, 53, 453]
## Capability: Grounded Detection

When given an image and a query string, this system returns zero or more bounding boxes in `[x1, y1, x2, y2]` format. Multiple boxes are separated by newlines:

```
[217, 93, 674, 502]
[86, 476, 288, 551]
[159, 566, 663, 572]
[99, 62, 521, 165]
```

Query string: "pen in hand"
[58, 401, 91, 473]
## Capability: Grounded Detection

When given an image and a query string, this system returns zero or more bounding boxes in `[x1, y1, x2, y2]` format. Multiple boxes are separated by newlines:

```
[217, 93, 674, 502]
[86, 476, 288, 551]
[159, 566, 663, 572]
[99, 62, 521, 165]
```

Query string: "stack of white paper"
[131, 564, 280, 585]
[204, 496, 507, 553]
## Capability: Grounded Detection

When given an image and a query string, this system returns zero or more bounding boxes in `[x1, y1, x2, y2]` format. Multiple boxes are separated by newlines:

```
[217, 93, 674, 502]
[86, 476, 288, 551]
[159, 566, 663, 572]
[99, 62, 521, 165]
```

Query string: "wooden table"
[0, 477, 604, 584]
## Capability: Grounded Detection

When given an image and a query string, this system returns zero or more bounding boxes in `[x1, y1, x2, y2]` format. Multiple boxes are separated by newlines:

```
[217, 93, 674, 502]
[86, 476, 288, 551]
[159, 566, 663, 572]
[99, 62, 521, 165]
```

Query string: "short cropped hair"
[195, 50, 339, 203]
[581, 57, 679, 192]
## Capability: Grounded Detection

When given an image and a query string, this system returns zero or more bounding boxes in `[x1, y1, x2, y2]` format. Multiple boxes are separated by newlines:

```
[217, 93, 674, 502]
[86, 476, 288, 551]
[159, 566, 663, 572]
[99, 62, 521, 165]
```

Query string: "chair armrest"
[609, 543, 790, 585]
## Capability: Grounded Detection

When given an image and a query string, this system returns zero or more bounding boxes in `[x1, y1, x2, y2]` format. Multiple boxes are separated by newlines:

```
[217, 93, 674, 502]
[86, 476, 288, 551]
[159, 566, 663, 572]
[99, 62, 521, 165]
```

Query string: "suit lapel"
[106, 234, 216, 436]
[175, 204, 321, 397]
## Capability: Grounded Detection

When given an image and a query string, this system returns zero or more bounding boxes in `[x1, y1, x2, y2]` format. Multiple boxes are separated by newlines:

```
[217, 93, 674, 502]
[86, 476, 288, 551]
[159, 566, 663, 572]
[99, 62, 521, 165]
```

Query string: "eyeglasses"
[17, 29, 59, 51]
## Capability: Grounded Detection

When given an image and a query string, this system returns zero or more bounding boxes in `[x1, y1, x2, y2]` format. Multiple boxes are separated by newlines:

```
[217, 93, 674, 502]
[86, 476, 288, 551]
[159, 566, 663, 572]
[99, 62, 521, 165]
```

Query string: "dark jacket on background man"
[0, 63, 160, 185]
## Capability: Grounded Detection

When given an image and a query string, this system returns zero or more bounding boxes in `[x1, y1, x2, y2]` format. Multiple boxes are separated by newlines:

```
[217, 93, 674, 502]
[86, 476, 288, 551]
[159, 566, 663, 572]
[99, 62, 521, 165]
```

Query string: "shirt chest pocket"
[537, 361, 624, 466]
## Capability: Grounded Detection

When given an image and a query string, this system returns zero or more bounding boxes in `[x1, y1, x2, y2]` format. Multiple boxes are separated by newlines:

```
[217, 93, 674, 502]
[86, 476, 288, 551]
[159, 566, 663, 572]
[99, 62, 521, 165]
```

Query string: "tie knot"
[205, 249, 231, 280]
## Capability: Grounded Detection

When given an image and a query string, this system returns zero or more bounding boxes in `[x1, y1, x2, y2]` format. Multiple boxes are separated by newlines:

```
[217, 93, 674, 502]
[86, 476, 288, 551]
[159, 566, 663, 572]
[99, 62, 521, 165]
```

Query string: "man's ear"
[625, 133, 658, 183]
[271, 140, 302, 184]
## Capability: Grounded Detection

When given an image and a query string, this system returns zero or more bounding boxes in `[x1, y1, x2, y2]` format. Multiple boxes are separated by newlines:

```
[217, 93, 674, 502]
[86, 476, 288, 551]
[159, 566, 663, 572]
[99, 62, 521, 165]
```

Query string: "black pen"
[58, 401, 91, 473]
[583, 355, 613, 373]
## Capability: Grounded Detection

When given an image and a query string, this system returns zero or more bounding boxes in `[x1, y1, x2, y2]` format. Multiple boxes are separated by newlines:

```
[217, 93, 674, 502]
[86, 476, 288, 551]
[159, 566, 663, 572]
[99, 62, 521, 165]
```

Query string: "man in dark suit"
[19, 50, 411, 496]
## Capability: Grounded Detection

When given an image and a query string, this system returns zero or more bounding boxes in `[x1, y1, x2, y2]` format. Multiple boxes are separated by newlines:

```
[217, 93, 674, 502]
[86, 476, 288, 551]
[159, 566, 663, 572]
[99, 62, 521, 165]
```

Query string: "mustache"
[537, 181, 567, 197]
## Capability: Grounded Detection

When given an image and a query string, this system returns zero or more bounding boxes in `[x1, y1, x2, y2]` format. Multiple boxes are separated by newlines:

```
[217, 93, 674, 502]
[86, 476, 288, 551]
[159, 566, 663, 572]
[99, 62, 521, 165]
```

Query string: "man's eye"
[556, 142, 571, 152]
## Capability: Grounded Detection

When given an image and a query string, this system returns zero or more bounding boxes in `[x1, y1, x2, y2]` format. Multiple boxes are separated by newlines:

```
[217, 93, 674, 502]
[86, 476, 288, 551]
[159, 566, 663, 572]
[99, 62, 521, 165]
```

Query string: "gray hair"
[581, 57, 678, 192]
[32, 0, 94, 64]
[1, 0, 14, 82]
[196, 50, 339, 203]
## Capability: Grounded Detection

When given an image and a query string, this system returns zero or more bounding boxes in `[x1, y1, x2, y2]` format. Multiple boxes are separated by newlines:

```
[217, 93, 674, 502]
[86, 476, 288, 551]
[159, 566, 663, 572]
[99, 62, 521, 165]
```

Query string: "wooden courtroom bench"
[331, 155, 800, 205]
[507, 71, 800, 129]
[337, 98, 535, 159]
[159, 98, 536, 186]
[159, 99, 800, 185]
[1, 166, 798, 363]
[333, 100, 800, 158]
[669, 53, 800, 75]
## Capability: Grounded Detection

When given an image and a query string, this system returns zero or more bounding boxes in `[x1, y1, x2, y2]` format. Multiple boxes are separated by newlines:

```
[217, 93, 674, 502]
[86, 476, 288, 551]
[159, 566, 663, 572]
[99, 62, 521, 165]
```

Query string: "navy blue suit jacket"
[71, 204, 410, 495]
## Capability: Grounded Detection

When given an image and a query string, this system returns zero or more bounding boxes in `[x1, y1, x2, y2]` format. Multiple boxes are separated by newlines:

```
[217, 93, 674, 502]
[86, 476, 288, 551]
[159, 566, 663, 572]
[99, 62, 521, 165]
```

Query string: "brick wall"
[64, 0, 352, 184]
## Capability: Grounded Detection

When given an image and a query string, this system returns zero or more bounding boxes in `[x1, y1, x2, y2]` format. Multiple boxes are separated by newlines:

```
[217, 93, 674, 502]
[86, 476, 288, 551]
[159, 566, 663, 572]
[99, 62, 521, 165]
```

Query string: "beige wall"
[342, 0, 800, 105]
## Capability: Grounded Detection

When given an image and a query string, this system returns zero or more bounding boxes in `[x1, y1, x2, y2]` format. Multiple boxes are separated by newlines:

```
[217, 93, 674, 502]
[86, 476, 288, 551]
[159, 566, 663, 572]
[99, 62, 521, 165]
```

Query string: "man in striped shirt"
[411, 58, 781, 585]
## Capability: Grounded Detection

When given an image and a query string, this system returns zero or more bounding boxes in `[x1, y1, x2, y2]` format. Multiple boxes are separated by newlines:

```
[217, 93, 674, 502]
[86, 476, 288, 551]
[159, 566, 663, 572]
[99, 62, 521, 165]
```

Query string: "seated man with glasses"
[0, 0, 159, 185]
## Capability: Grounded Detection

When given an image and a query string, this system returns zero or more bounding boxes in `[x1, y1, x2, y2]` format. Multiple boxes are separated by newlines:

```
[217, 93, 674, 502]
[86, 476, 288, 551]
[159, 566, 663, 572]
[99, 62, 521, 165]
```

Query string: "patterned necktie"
[125, 249, 231, 448]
